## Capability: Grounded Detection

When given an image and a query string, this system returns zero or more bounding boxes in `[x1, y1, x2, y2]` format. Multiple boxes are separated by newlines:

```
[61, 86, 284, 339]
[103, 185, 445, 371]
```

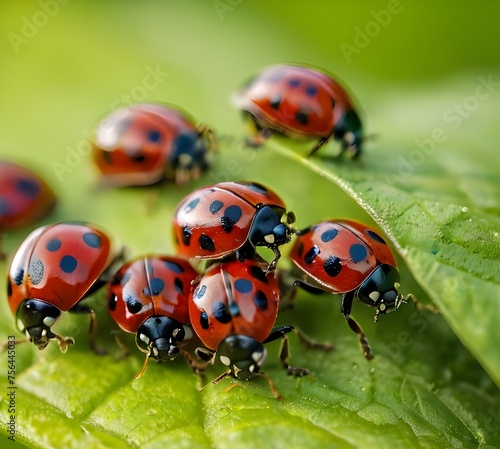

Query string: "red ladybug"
[92, 103, 216, 187]
[234, 64, 363, 158]
[107, 255, 206, 377]
[290, 220, 412, 360]
[0, 161, 57, 258]
[7, 222, 118, 352]
[189, 259, 308, 398]
[172, 181, 295, 271]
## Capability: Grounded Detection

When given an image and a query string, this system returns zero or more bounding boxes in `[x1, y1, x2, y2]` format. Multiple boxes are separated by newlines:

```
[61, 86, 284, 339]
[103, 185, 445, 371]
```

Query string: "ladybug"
[7, 222, 118, 353]
[172, 181, 295, 271]
[92, 102, 216, 187]
[107, 255, 206, 378]
[234, 64, 363, 158]
[290, 220, 412, 360]
[0, 161, 57, 258]
[189, 259, 308, 399]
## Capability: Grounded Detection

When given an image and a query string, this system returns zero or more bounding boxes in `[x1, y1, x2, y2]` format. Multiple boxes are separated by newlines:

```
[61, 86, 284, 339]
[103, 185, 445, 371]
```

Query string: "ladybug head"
[135, 316, 193, 363]
[356, 265, 405, 320]
[15, 299, 72, 351]
[249, 206, 295, 269]
[217, 334, 267, 381]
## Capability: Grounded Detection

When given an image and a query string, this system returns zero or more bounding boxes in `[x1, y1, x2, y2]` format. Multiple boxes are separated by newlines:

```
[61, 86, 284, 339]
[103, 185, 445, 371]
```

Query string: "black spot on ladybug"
[295, 110, 309, 125]
[0, 198, 10, 216]
[323, 256, 342, 277]
[321, 229, 338, 242]
[45, 238, 62, 252]
[365, 229, 387, 244]
[295, 241, 304, 258]
[350, 243, 368, 263]
[254, 290, 268, 311]
[174, 277, 184, 294]
[164, 260, 185, 273]
[60, 255, 78, 273]
[28, 260, 44, 285]
[304, 245, 320, 264]
[148, 130, 161, 142]
[184, 197, 200, 213]
[149, 278, 165, 295]
[126, 295, 143, 314]
[288, 78, 300, 87]
[16, 178, 40, 198]
[195, 284, 207, 300]
[7, 277, 12, 297]
[83, 233, 102, 248]
[331, 98, 336, 109]
[199, 234, 215, 252]
[108, 295, 117, 311]
[234, 278, 253, 294]
[249, 265, 268, 283]
[221, 205, 242, 233]
[209, 200, 224, 214]
[121, 271, 131, 287]
[200, 311, 209, 329]
[101, 150, 113, 164]
[269, 94, 281, 110]
[182, 226, 192, 246]
[212, 302, 231, 324]
[129, 153, 146, 162]
[12, 269, 24, 286]
[306, 85, 317, 96]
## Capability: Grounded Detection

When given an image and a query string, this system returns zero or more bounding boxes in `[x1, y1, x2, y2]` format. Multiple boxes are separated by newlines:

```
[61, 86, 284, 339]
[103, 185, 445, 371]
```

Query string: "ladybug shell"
[8, 222, 115, 315]
[189, 259, 280, 351]
[290, 220, 397, 294]
[0, 161, 56, 229]
[234, 64, 356, 138]
[108, 256, 198, 333]
[92, 103, 205, 186]
[173, 181, 286, 259]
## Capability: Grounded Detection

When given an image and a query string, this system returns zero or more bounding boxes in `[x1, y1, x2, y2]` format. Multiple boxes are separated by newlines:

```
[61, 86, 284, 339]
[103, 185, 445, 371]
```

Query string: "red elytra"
[234, 64, 363, 157]
[92, 103, 215, 186]
[189, 259, 280, 351]
[0, 161, 56, 229]
[172, 181, 294, 270]
[7, 222, 117, 352]
[290, 220, 397, 294]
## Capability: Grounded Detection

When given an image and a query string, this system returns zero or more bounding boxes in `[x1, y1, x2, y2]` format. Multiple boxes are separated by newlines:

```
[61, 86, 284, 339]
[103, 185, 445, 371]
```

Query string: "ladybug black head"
[15, 299, 62, 350]
[217, 334, 267, 381]
[136, 316, 192, 362]
[356, 264, 405, 319]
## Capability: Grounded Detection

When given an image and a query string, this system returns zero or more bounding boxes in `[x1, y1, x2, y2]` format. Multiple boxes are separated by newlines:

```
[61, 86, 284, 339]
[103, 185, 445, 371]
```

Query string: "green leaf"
[1, 1, 500, 448]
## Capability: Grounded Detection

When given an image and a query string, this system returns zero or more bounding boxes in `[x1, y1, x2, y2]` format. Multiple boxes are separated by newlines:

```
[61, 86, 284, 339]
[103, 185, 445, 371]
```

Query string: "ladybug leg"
[294, 327, 333, 352]
[180, 348, 210, 376]
[111, 330, 129, 359]
[263, 325, 310, 377]
[278, 335, 310, 377]
[340, 292, 374, 361]
[242, 112, 273, 148]
[407, 294, 440, 315]
[308, 136, 331, 158]
[69, 303, 106, 355]
[258, 372, 283, 400]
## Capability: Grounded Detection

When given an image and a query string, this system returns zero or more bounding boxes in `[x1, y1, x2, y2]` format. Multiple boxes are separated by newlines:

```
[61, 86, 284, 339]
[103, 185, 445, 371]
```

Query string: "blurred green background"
[1, 1, 499, 448]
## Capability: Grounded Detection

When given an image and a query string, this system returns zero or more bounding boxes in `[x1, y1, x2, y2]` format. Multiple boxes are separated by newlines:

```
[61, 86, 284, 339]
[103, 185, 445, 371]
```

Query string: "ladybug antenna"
[135, 354, 151, 379]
